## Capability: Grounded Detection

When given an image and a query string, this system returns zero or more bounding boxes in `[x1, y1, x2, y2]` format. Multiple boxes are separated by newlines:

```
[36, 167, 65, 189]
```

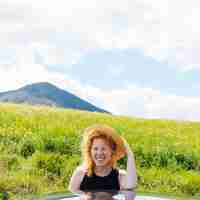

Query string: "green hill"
[0, 103, 200, 199]
[0, 82, 109, 113]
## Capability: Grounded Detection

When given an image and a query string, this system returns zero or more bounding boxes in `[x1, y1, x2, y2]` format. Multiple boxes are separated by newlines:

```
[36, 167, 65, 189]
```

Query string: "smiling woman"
[68, 124, 137, 193]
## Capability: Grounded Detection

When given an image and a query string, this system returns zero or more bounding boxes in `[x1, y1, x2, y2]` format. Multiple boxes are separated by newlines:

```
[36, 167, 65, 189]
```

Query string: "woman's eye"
[93, 147, 98, 151]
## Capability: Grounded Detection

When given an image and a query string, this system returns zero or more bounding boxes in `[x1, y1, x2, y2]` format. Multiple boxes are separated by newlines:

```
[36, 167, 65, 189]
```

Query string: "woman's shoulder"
[117, 169, 127, 176]
[111, 168, 126, 177]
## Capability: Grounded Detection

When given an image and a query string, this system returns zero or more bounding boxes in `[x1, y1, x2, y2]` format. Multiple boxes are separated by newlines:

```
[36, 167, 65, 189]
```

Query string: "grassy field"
[0, 103, 200, 199]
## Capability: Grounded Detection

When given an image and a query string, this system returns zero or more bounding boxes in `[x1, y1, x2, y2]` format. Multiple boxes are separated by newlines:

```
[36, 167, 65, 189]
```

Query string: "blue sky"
[1, 0, 200, 121]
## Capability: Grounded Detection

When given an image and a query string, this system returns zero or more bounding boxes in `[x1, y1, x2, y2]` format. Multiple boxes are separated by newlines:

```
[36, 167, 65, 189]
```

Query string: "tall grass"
[0, 103, 200, 199]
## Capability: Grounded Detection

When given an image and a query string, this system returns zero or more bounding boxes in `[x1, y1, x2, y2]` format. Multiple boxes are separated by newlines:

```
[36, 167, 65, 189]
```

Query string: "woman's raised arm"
[119, 140, 137, 190]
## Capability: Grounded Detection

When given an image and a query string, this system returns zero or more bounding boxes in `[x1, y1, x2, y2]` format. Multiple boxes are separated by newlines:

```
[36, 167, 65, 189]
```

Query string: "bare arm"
[120, 190, 136, 200]
[68, 166, 85, 193]
[119, 141, 137, 190]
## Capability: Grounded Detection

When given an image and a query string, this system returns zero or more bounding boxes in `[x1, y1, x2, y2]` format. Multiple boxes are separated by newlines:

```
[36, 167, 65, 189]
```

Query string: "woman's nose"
[96, 149, 104, 154]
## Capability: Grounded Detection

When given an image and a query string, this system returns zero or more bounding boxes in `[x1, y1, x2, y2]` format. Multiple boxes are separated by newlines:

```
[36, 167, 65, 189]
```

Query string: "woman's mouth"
[95, 156, 105, 161]
[96, 158, 104, 161]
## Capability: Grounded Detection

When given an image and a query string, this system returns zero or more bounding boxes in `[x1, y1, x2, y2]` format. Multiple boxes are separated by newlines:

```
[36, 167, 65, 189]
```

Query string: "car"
[36, 190, 173, 200]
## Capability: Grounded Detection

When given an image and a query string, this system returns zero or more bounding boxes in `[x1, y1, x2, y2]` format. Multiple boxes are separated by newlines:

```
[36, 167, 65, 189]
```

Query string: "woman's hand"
[119, 138, 137, 189]
[81, 192, 93, 200]
[123, 138, 133, 156]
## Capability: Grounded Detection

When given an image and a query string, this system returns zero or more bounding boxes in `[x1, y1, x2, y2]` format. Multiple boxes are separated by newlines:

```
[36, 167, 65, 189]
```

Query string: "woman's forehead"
[92, 137, 110, 145]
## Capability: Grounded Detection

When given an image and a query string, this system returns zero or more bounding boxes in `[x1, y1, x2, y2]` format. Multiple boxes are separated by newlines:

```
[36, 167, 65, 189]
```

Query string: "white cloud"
[0, 50, 81, 92]
[1, 0, 200, 70]
[84, 86, 200, 122]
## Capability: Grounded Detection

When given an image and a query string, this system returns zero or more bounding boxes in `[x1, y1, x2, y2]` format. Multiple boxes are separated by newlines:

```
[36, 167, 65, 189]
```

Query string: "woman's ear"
[112, 143, 117, 151]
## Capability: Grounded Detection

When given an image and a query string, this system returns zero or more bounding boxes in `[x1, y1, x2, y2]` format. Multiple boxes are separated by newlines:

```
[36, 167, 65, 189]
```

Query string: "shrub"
[19, 139, 35, 158]
[7, 155, 19, 171]
[0, 154, 21, 172]
[175, 153, 197, 170]
[135, 145, 200, 171]
[152, 151, 174, 168]
[62, 155, 81, 187]
[0, 192, 9, 200]
[180, 172, 200, 196]
[42, 136, 81, 156]
[43, 138, 57, 153]
[33, 152, 65, 177]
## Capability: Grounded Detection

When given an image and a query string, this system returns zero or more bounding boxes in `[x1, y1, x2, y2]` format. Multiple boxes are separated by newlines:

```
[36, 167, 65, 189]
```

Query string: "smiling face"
[91, 138, 113, 167]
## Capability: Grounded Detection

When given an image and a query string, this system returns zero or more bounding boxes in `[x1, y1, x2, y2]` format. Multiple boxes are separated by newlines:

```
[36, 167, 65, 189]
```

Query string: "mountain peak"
[21, 82, 59, 90]
[0, 82, 109, 113]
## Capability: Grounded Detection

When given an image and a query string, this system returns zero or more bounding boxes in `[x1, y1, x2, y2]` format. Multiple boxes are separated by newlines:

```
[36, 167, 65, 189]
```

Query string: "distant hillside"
[0, 82, 109, 113]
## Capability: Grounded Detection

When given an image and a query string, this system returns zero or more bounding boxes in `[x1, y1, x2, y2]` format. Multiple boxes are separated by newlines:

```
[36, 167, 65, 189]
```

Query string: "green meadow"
[0, 103, 200, 200]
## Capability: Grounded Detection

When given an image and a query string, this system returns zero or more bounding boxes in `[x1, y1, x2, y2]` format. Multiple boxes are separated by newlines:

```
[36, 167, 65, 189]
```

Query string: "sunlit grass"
[0, 103, 200, 199]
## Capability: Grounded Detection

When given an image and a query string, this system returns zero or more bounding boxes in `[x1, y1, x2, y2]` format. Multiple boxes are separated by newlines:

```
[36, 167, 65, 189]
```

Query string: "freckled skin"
[91, 138, 113, 167]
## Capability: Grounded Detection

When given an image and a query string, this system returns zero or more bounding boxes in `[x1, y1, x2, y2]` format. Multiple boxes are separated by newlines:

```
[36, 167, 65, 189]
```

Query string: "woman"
[68, 124, 137, 193]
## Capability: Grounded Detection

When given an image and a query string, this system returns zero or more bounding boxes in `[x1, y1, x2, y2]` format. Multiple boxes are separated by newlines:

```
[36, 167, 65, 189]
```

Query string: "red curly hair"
[81, 124, 126, 176]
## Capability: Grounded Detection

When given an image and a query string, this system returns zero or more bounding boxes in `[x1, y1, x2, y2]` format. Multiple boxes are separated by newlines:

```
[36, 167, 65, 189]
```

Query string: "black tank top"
[80, 168, 120, 191]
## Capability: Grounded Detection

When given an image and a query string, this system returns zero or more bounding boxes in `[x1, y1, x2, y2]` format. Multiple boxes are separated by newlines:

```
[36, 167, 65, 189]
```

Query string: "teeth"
[96, 158, 104, 160]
